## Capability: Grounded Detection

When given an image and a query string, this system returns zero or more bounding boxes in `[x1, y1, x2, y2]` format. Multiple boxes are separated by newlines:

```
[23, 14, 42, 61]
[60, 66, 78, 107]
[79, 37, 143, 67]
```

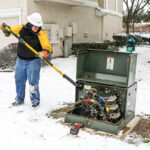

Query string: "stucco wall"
[27, 0, 103, 43]
[0, 0, 28, 49]
[108, 0, 116, 11]
[0, 17, 19, 49]
[98, 0, 105, 8]
[118, 0, 123, 14]
[0, 0, 27, 24]
[98, 0, 123, 14]
[102, 14, 122, 41]
[0, 0, 20, 9]
[90, 0, 98, 2]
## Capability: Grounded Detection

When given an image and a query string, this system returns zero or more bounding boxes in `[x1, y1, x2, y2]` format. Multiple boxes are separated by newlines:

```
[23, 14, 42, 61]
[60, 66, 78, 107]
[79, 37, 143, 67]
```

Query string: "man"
[1, 12, 52, 107]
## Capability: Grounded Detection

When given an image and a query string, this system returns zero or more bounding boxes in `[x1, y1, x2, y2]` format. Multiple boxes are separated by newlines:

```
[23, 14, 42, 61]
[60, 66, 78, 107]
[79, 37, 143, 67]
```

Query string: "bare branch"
[131, 0, 136, 13]
[123, 0, 150, 34]
[137, 0, 150, 11]
[123, 0, 129, 10]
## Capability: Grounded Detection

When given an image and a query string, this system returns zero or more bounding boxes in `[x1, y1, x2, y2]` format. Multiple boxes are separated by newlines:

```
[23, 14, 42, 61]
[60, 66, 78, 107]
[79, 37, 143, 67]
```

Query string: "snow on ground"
[0, 46, 150, 150]
[132, 32, 150, 38]
[116, 32, 150, 38]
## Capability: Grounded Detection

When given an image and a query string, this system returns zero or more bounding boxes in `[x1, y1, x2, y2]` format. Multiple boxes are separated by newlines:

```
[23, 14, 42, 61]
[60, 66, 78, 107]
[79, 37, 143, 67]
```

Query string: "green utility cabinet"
[65, 49, 137, 134]
[126, 37, 135, 52]
[76, 49, 137, 87]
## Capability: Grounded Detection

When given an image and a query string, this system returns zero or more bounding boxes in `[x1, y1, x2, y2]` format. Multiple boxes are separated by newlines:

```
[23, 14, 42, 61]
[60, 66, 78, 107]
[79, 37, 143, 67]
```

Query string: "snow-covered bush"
[0, 43, 18, 72]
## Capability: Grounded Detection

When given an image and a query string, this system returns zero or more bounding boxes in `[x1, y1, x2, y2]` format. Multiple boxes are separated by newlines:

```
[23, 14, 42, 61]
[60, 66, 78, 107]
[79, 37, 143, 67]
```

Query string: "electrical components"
[73, 86, 122, 123]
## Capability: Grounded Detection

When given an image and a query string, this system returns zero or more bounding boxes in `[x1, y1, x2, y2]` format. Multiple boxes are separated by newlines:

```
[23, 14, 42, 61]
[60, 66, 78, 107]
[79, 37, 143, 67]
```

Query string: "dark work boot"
[32, 103, 40, 107]
[12, 101, 24, 106]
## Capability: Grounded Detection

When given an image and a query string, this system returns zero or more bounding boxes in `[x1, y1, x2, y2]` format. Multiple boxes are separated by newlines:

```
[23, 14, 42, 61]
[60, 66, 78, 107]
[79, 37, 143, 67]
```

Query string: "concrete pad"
[119, 116, 141, 140]
[78, 116, 141, 140]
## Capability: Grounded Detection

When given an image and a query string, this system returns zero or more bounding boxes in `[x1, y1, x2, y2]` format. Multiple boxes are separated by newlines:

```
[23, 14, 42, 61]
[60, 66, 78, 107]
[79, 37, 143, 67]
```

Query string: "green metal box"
[65, 81, 137, 134]
[65, 49, 137, 134]
[76, 49, 137, 87]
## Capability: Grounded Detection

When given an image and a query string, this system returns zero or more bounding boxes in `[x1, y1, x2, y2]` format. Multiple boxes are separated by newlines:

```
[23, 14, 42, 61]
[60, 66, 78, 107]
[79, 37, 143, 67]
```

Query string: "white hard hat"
[27, 13, 43, 27]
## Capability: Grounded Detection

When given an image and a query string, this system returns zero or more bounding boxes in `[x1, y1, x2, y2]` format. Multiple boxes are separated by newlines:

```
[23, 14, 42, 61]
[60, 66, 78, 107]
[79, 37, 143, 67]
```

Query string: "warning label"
[106, 57, 114, 70]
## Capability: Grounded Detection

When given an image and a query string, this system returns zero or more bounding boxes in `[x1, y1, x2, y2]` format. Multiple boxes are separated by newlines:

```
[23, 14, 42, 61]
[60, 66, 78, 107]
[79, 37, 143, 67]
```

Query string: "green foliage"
[113, 35, 128, 46]
[141, 36, 150, 44]
[113, 34, 150, 46]
[133, 36, 142, 45]
[72, 42, 116, 55]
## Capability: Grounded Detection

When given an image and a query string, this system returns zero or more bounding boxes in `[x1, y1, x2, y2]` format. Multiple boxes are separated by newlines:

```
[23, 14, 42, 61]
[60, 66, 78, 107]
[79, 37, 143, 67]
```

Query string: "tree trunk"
[133, 21, 135, 33]
[126, 16, 132, 36]
[126, 20, 130, 35]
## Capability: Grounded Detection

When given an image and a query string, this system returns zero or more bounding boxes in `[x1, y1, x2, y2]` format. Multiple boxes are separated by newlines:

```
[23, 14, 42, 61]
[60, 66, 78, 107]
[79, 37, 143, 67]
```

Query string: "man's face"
[32, 26, 39, 32]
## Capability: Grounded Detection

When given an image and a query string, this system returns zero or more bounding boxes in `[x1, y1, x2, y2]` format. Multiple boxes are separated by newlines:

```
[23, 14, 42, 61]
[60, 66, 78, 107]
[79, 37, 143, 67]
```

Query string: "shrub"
[113, 35, 127, 46]
[0, 43, 18, 72]
[72, 42, 116, 55]
[113, 34, 150, 46]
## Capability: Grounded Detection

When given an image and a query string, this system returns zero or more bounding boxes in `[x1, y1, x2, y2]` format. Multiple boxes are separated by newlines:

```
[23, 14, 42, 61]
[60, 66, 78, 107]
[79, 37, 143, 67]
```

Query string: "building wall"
[102, 14, 122, 41]
[0, 0, 27, 24]
[0, 17, 19, 49]
[117, 0, 123, 14]
[27, 0, 103, 43]
[0, 0, 20, 9]
[0, 0, 27, 49]
[97, 0, 123, 41]
[98, 0, 123, 13]
[108, 0, 116, 11]
[90, 0, 98, 2]
[98, 0, 105, 8]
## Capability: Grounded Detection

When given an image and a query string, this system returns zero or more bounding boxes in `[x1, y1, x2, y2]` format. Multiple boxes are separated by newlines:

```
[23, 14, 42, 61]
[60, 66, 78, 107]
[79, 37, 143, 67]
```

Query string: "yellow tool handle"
[4, 24, 79, 87]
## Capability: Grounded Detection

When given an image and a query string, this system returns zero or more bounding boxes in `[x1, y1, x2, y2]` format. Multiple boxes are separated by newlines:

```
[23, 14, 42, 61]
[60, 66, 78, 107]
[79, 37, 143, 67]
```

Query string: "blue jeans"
[15, 57, 42, 105]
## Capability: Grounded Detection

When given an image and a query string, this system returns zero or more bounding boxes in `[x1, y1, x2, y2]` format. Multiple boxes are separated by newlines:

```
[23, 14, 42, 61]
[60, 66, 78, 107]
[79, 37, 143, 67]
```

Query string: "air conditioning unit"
[43, 24, 60, 44]
[59, 28, 63, 39]
[43, 24, 64, 57]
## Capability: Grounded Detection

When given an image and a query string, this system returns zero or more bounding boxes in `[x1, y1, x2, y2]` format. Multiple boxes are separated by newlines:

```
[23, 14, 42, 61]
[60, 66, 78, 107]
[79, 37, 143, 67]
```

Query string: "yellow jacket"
[10, 25, 52, 53]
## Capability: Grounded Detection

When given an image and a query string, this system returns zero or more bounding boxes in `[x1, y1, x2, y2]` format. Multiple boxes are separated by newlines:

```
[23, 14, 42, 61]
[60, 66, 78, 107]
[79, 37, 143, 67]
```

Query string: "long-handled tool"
[4, 24, 79, 87]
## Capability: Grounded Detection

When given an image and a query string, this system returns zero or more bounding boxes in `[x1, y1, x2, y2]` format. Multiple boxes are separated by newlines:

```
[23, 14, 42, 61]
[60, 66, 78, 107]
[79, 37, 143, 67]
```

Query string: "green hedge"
[113, 34, 143, 46]
[113, 35, 127, 46]
[72, 42, 116, 55]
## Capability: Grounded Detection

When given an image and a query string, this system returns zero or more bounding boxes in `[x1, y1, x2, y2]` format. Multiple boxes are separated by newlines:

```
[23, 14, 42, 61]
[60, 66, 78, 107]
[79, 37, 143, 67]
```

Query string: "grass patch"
[132, 118, 150, 139]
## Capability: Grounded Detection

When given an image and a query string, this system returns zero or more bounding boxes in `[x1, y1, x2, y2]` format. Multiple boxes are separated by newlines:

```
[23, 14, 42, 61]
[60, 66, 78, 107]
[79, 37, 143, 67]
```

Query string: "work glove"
[37, 51, 48, 58]
[0, 23, 11, 37]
